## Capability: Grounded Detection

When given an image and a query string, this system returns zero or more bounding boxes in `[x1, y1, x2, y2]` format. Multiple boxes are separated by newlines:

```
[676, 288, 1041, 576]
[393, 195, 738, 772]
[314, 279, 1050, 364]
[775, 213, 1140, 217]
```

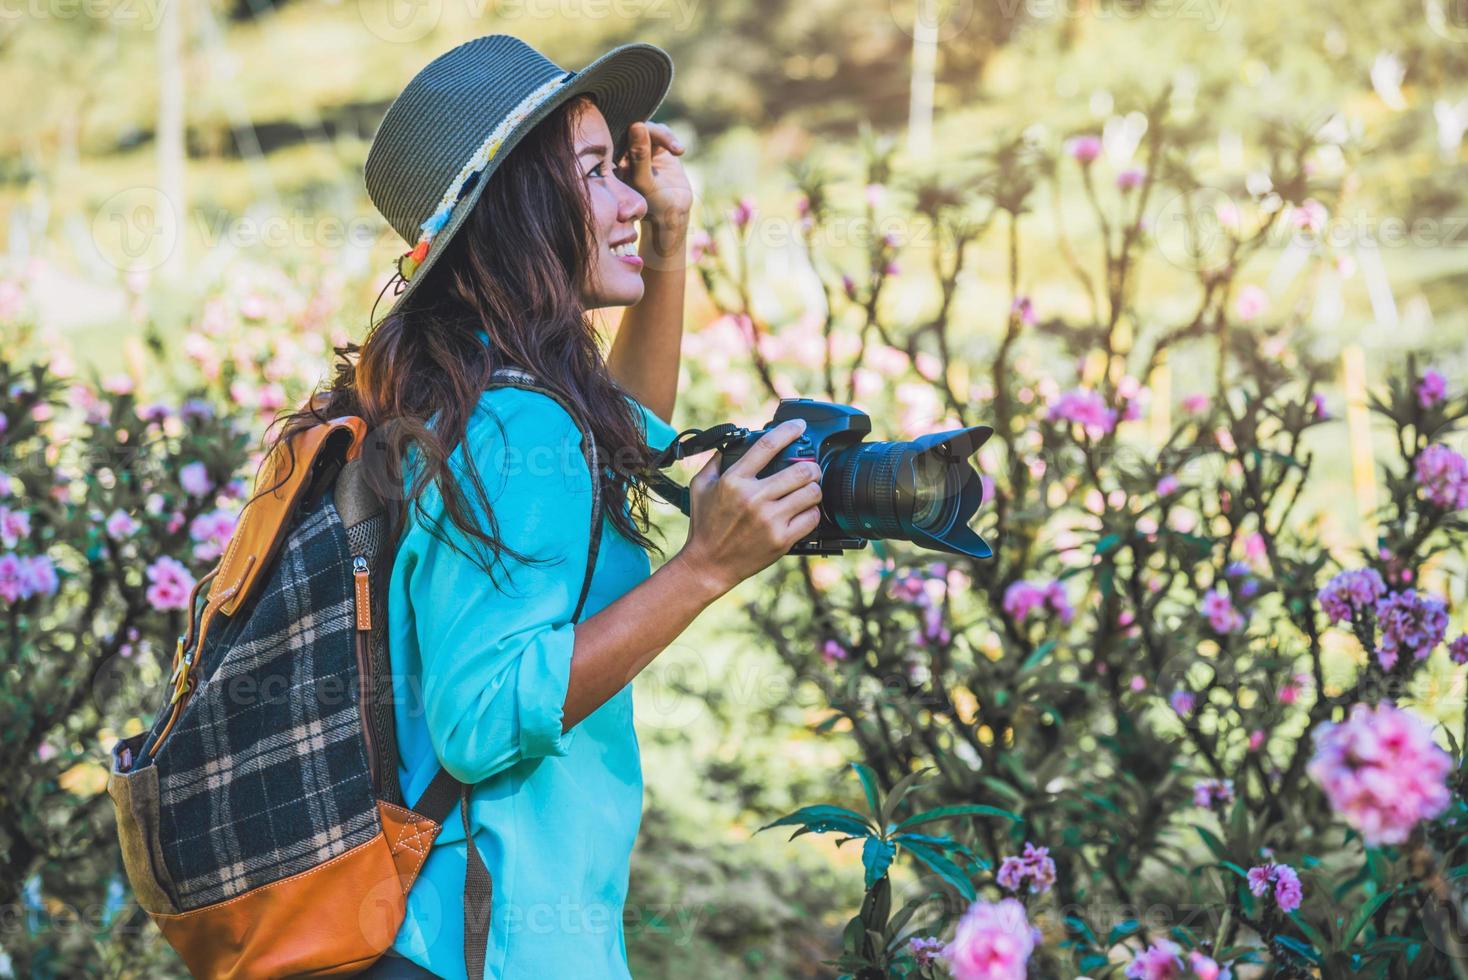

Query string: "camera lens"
[909, 453, 958, 532]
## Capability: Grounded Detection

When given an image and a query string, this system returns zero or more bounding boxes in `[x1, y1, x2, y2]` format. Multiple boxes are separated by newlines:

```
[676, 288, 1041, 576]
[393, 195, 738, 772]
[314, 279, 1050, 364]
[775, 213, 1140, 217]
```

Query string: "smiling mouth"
[610, 241, 638, 258]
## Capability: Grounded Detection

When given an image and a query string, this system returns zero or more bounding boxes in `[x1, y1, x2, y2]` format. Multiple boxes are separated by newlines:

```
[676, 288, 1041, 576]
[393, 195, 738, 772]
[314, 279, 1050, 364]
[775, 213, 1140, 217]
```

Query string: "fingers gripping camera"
[643, 398, 994, 559]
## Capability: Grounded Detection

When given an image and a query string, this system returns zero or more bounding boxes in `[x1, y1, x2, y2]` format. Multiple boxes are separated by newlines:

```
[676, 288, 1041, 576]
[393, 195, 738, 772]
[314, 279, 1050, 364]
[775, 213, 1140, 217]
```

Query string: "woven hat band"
[397, 70, 576, 281]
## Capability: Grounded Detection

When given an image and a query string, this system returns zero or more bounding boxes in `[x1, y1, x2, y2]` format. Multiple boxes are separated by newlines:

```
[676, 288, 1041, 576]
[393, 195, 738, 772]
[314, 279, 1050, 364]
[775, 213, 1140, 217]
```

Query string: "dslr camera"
[644, 397, 994, 559]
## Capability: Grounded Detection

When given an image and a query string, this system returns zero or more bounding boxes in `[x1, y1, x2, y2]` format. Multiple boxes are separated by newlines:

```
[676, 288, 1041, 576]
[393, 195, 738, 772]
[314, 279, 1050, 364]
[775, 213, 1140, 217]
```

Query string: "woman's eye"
[588, 162, 607, 179]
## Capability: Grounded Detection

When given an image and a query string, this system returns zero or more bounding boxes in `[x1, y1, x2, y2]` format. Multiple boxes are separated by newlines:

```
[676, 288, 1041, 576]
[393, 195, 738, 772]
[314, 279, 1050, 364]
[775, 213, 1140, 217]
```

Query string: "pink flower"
[1450, 636, 1468, 665]
[942, 898, 1040, 980]
[1248, 728, 1266, 751]
[0, 507, 31, 549]
[1417, 369, 1447, 409]
[1292, 198, 1328, 234]
[1116, 168, 1146, 191]
[1003, 580, 1073, 624]
[730, 197, 756, 230]
[1246, 862, 1303, 914]
[1318, 568, 1385, 624]
[106, 510, 139, 541]
[821, 639, 850, 663]
[1126, 937, 1183, 980]
[1414, 444, 1468, 510]
[21, 555, 58, 598]
[1307, 701, 1453, 846]
[0, 553, 21, 603]
[1067, 135, 1102, 165]
[1277, 672, 1311, 705]
[1188, 951, 1231, 980]
[1011, 296, 1036, 325]
[1201, 588, 1246, 634]
[1156, 474, 1180, 497]
[996, 842, 1056, 894]
[1373, 590, 1449, 671]
[179, 461, 214, 498]
[136, 401, 172, 424]
[145, 555, 196, 612]
[189, 509, 238, 563]
[908, 936, 945, 966]
[864, 183, 887, 209]
[1170, 689, 1197, 717]
[1181, 393, 1210, 415]
[1049, 388, 1117, 437]
[1234, 285, 1269, 322]
[1193, 778, 1235, 810]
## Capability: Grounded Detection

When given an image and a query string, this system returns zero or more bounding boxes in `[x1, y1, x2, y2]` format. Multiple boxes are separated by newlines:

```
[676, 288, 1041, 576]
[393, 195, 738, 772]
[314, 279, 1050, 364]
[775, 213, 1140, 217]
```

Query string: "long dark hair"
[268, 93, 668, 587]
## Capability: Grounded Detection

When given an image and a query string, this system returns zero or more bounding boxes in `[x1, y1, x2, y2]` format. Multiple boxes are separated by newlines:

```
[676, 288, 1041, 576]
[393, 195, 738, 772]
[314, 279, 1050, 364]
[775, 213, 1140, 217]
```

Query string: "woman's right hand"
[672, 418, 823, 600]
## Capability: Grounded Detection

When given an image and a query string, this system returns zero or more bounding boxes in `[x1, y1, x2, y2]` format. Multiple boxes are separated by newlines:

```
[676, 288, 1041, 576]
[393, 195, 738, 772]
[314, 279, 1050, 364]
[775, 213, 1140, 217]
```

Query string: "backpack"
[107, 367, 606, 980]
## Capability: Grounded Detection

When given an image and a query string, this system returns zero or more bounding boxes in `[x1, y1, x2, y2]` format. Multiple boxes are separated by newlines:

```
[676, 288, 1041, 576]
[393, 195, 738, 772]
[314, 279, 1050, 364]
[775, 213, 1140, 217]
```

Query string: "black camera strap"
[640, 423, 744, 518]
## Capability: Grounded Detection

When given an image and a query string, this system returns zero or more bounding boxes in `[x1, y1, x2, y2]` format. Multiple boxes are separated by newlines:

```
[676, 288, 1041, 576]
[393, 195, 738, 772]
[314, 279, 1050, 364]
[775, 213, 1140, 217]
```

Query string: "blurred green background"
[3, 0, 1468, 975]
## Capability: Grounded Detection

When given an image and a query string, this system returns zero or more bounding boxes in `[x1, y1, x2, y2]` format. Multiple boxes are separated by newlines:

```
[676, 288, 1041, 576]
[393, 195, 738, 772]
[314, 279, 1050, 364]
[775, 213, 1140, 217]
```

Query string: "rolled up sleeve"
[405, 391, 595, 785]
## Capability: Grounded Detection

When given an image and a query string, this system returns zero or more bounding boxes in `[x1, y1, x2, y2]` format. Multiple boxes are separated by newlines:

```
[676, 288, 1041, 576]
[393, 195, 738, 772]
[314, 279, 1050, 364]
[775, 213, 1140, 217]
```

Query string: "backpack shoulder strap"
[408, 366, 606, 980]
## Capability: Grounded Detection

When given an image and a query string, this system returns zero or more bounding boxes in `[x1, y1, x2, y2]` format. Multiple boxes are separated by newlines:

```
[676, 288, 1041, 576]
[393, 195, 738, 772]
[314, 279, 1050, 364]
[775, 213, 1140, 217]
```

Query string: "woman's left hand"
[616, 120, 692, 236]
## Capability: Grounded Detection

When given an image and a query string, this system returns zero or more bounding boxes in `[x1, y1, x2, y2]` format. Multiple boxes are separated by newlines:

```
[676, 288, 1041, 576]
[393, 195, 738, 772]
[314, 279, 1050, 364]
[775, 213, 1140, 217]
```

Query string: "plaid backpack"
[107, 367, 606, 980]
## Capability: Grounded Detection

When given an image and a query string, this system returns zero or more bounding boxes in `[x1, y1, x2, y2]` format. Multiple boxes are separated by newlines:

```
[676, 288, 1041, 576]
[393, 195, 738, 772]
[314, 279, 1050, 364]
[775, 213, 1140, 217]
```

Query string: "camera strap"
[640, 423, 745, 518]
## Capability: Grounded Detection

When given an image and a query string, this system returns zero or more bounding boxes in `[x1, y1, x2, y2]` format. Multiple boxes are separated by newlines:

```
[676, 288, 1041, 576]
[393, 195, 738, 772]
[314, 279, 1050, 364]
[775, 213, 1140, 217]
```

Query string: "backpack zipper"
[352, 555, 377, 792]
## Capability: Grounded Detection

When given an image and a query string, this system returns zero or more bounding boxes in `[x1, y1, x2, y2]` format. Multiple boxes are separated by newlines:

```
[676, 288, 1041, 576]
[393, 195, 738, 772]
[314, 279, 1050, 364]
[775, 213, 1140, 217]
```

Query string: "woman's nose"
[616, 179, 648, 224]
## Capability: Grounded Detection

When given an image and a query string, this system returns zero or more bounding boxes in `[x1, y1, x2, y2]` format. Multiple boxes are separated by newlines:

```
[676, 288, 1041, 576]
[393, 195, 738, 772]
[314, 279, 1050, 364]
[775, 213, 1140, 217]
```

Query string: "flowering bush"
[718, 102, 1468, 977]
[0, 265, 335, 976]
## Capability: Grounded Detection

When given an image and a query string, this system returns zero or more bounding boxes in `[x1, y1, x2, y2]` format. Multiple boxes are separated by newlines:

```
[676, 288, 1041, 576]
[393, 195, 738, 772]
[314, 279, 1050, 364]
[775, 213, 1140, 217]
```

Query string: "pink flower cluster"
[821, 639, 850, 663]
[146, 555, 197, 612]
[0, 552, 59, 603]
[1246, 862, 1303, 913]
[1125, 938, 1183, 979]
[996, 841, 1057, 894]
[1200, 588, 1246, 634]
[1418, 370, 1448, 408]
[1414, 444, 1468, 511]
[1003, 579, 1074, 625]
[1048, 389, 1117, 438]
[1188, 951, 1232, 980]
[1373, 590, 1449, 671]
[908, 935, 945, 966]
[1307, 702, 1452, 846]
[1317, 568, 1385, 624]
[0, 505, 31, 549]
[189, 509, 238, 563]
[942, 898, 1041, 980]
[1192, 778, 1235, 810]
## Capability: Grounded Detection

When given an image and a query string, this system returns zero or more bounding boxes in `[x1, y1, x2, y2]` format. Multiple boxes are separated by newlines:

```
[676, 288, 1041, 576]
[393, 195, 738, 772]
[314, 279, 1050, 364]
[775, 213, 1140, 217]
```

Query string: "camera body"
[717, 399, 873, 556]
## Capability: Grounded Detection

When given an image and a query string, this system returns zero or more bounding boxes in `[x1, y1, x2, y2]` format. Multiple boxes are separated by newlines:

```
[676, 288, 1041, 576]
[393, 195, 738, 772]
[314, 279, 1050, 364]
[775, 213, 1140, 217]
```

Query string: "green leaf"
[863, 837, 896, 889]
[851, 762, 883, 819]
[1194, 825, 1228, 860]
[892, 832, 960, 849]
[1095, 533, 1122, 555]
[759, 805, 875, 841]
[1343, 889, 1393, 946]
[893, 805, 1022, 834]
[1019, 640, 1058, 674]
[1286, 912, 1329, 955]
[902, 841, 976, 901]
[880, 768, 933, 827]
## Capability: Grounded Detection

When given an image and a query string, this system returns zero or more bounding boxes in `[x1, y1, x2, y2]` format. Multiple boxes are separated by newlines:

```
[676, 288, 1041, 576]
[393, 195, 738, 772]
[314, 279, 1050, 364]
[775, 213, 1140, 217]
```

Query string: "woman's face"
[572, 101, 649, 309]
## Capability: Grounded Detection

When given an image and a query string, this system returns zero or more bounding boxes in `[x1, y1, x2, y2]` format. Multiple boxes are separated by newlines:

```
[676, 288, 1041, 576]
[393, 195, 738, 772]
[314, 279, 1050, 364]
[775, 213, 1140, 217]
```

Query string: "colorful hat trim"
[396, 72, 574, 282]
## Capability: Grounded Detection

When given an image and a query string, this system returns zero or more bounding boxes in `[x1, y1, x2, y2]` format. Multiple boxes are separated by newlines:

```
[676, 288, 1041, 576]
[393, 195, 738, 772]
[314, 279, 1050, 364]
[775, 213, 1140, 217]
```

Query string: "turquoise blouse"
[385, 378, 678, 979]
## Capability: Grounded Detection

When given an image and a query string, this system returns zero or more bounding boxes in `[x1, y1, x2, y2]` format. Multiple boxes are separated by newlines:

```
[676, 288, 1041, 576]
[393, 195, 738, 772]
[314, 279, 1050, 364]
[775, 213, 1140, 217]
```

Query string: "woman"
[280, 36, 824, 979]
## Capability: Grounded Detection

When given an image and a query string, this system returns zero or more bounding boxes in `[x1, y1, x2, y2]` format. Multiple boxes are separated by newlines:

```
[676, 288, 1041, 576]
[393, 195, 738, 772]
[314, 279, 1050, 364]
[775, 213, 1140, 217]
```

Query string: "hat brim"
[380, 42, 674, 320]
